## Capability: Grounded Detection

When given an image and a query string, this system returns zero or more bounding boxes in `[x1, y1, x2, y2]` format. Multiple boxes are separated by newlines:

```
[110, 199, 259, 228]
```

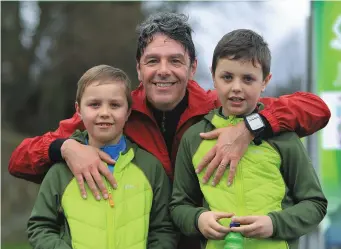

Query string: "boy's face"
[213, 58, 271, 117]
[137, 33, 197, 111]
[75, 81, 131, 148]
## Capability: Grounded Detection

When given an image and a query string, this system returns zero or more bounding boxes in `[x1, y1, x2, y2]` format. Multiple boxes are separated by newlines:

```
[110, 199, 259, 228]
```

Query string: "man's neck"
[147, 92, 189, 156]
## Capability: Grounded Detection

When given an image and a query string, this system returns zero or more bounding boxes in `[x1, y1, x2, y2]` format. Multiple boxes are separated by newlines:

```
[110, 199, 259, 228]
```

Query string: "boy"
[27, 65, 176, 249]
[169, 29, 327, 249]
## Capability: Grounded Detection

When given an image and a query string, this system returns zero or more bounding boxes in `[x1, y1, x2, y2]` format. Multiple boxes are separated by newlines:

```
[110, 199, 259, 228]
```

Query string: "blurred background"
[1, 1, 340, 249]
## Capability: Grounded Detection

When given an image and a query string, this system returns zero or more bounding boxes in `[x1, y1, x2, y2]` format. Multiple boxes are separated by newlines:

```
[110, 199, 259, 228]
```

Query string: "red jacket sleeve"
[8, 112, 84, 182]
[259, 91, 331, 137]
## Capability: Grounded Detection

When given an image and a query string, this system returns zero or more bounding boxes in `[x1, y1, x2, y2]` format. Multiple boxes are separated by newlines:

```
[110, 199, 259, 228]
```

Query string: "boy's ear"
[75, 102, 81, 118]
[126, 108, 132, 121]
[262, 73, 272, 92]
[210, 67, 217, 88]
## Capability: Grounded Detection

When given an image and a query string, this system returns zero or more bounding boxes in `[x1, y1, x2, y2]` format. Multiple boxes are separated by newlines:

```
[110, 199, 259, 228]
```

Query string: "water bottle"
[224, 221, 244, 249]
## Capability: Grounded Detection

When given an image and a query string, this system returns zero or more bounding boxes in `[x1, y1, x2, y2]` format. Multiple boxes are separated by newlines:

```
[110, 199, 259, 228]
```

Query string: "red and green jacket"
[27, 130, 177, 249]
[170, 108, 328, 249]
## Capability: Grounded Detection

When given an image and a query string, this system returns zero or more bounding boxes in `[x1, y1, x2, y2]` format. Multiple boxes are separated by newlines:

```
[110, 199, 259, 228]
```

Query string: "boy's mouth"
[96, 122, 113, 127]
[228, 96, 245, 102]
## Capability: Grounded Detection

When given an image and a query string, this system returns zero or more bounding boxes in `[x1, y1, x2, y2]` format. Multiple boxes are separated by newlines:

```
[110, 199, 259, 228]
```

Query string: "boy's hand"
[197, 211, 234, 240]
[197, 122, 253, 186]
[61, 139, 117, 200]
[229, 215, 273, 238]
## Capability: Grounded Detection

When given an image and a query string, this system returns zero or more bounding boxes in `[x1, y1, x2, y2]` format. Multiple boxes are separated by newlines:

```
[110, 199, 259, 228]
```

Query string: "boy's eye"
[222, 74, 233, 81]
[89, 103, 100, 107]
[243, 75, 254, 83]
[111, 103, 121, 108]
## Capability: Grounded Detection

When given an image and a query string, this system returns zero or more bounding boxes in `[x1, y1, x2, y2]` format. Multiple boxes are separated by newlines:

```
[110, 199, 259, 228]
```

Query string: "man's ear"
[136, 62, 141, 82]
[262, 73, 272, 92]
[189, 59, 198, 80]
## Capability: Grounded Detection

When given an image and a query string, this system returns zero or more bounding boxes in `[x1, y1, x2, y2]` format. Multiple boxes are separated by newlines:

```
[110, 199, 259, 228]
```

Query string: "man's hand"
[196, 122, 253, 186]
[197, 211, 233, 240]
[229, 216, 274, 238]
[61, 139, 117, 200]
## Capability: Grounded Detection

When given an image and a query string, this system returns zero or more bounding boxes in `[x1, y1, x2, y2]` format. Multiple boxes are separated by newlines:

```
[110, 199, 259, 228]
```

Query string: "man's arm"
[198, 91, 331, 186]
[259, 91, 331, 137]
[27, 164, 73, 249]
[8, 113, 84, 183]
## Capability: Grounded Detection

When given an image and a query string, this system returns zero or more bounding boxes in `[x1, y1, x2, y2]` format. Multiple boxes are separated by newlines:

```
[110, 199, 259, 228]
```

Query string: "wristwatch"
[244, 113, 265, 145]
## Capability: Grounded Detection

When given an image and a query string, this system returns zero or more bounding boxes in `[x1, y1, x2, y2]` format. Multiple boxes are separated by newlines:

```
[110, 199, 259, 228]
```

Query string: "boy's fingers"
[214, 212, 235, 220]
[232, 215, 257, 225]
[75, 174, 87, 199]
[207, 228, 227, 240]
[230, 223, 257, 235]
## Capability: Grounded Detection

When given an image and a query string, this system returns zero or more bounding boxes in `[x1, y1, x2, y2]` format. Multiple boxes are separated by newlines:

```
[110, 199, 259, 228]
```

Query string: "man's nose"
[157, 60, 171, 78]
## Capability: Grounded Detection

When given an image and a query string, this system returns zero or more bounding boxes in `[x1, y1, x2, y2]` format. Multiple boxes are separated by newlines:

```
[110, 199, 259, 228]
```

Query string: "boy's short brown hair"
[76, 65, 132, 108]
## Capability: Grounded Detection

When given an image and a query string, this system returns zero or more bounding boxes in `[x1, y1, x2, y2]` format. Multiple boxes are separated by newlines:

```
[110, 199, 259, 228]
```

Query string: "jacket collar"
[131, 80, 216, 118]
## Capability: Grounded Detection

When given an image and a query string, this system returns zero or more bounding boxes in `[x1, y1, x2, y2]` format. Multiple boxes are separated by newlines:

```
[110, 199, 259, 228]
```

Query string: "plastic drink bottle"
[224, 221, 244, 249]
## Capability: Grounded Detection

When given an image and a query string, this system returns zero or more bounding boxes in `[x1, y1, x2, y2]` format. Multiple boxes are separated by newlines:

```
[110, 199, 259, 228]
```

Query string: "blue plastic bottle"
[224, 221, 244, 249]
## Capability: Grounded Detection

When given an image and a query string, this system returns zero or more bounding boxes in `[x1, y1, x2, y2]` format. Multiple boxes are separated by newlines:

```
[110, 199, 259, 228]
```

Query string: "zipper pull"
[108, 193, 115, 208]
[161, 112, 166, 133]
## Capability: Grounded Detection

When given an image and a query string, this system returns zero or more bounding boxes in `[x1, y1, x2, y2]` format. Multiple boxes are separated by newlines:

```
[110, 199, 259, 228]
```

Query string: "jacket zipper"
[106, 181, 115, 248]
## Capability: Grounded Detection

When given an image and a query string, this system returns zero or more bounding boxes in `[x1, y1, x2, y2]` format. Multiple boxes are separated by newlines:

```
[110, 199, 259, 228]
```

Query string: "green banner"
[313, 1, 341, 247]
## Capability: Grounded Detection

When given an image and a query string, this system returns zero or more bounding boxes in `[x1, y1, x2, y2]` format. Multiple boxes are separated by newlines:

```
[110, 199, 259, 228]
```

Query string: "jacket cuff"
[259, 109, 280, 134]
[259, 114, 274, 139]
[48, 139, 67, 163]
[267, 212, 278, 238]
[194, 208, 209, 235]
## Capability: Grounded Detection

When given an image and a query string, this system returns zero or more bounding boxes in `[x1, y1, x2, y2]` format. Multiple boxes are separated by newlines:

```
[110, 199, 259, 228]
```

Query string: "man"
[9, 12, 330, 249]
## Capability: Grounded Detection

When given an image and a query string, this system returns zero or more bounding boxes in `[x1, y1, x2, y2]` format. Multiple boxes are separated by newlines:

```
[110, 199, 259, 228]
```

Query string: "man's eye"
[146, 59, 157, 64]
[89, 103, 100, 107]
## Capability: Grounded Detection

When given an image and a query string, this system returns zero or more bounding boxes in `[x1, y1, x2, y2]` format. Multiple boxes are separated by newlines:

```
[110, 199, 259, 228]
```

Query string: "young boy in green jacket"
[27, 65, 176, 249]
[170, 29, 327, 249]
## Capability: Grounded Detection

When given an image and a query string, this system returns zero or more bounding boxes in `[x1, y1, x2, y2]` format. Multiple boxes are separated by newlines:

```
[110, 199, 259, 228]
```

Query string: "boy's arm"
[148, 162, 177, 249]
[8, 112, 84, 183]
[267, 133, 328, 240]
[169, 135, 207, 237]
[27, 164, 72, 249]
[259, 92, 330, 137]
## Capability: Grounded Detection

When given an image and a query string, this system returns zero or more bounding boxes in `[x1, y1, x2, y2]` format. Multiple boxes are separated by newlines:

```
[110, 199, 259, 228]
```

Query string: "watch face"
[247, 114, 265, 130]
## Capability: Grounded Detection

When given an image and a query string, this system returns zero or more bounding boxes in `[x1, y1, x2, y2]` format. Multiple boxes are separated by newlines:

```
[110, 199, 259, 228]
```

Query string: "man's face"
[137, 33, 197, 111]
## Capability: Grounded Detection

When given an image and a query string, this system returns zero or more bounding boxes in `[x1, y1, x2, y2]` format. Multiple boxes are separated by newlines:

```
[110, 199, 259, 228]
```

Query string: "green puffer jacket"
[28, 130, 177, 249]
[170, 108, 327, 249]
